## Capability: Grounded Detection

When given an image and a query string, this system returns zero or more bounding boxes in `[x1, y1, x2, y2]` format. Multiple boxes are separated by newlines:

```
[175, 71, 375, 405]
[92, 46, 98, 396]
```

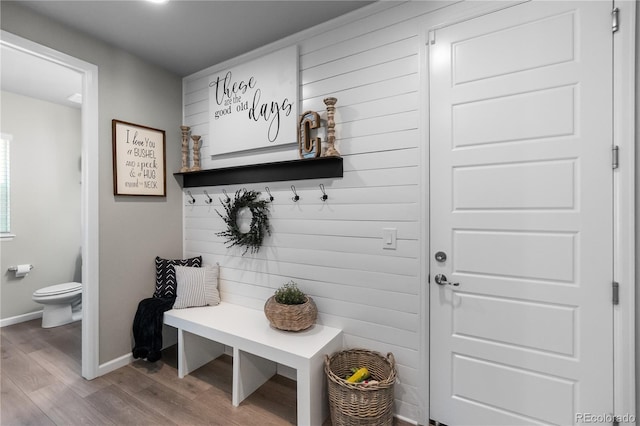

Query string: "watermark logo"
[576, 413, 636, 424]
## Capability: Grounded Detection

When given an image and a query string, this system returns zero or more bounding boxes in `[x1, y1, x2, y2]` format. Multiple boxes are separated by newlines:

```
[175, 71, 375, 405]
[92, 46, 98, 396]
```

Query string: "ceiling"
[1, 0, 375, 108]
[1, 43, 84, 108]
[12, 0, 376, 77]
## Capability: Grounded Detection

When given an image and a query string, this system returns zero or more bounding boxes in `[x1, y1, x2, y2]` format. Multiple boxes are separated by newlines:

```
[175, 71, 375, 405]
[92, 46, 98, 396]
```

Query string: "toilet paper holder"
[8, 264, 33, 272]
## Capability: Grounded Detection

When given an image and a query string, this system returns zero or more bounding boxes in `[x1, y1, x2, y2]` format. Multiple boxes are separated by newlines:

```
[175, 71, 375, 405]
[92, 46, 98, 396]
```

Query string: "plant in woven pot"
[264, 281, 317, 331]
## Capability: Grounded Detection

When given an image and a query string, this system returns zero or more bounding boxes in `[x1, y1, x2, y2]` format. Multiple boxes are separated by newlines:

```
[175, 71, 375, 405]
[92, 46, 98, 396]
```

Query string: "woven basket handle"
[324, 354, 332, 371]
[386, 352, 395, 369]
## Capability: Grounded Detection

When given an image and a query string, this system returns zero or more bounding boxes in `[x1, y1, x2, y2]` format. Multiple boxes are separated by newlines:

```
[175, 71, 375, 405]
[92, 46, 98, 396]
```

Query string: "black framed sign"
[112, 119, 166, 196]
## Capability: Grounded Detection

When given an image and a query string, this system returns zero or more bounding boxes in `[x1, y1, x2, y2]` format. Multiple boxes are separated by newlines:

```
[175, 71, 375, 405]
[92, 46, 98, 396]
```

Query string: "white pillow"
[173, 264, 220, 309]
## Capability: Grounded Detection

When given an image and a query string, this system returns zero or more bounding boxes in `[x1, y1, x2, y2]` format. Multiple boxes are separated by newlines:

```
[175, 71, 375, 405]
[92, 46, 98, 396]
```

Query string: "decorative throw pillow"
[154, 256, 202, 298]
[173, 264, 220, 309]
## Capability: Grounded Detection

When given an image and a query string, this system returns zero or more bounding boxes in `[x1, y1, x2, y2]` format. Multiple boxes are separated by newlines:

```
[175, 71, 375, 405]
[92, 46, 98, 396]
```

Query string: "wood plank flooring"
[1, 320, 411, 426]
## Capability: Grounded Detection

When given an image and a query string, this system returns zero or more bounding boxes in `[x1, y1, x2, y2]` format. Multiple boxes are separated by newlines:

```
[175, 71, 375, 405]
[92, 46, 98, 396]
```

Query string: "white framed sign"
[208, 45, 298, 156]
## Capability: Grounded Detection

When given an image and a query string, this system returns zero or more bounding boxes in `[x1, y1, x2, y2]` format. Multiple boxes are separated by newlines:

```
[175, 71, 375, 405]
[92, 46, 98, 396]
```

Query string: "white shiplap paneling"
[181, 1, 500, 423]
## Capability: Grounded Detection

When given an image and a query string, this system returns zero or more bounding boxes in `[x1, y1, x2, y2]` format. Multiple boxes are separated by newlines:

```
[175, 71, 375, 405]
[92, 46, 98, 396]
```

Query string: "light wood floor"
[1, 319, 410, 426]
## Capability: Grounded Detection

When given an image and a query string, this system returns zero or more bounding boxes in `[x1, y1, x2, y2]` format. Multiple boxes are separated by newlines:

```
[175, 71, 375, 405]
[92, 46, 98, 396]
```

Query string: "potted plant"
[264, 281, 317, 331]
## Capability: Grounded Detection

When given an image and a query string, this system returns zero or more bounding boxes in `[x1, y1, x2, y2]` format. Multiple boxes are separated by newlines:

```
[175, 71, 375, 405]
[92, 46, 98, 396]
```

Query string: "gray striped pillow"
[173, 264, 220, 309]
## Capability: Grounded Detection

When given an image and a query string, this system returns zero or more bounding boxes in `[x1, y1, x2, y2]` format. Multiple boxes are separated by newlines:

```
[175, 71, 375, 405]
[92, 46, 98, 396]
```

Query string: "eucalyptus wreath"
[216, 189, 271, 255]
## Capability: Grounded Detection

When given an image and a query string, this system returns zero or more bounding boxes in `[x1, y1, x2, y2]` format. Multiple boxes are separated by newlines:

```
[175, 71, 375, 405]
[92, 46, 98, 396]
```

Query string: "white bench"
[163, 301, 343, 426]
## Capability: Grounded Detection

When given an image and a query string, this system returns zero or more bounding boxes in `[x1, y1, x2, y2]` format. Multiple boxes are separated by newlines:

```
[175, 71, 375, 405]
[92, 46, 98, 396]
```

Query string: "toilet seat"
[33, 282, 82, 297]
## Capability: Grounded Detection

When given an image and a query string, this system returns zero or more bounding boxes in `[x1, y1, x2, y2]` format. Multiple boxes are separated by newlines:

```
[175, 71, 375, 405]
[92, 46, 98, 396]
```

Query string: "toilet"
[32, 282, 82, 328]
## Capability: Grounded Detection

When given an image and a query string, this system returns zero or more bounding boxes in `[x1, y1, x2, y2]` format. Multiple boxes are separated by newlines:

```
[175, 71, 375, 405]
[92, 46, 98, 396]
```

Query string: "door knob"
[435, 251, 447, 262]
[434, 274, 459, 286]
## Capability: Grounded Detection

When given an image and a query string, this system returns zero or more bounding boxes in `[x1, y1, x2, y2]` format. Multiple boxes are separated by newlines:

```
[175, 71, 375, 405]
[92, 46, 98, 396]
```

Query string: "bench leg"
[177, 329, 224, 378]
[232, 348, 276, 406]
[300, 335, 343, 426]
[297, 359, 327, 426]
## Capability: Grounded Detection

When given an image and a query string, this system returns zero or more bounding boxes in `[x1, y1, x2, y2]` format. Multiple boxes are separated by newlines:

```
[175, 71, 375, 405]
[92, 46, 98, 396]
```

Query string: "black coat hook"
[291, 185, 300, 202]
[186, 190, 196, 204]
[319, 184, 328, 201]
[204, 190, 213, 204]
[222, 189, 230, 202]
[265, 186, 274, 202]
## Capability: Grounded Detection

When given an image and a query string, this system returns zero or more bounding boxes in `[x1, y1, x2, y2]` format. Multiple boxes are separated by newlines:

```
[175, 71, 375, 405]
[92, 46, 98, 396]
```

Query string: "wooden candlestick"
[323, 97, 340, 157]
[190, 135, 202, 172]
[180, 125, 190, 172]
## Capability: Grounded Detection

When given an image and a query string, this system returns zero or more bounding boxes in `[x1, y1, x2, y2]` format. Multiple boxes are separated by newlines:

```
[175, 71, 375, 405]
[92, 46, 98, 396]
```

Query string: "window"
[1, 133, 12, 238]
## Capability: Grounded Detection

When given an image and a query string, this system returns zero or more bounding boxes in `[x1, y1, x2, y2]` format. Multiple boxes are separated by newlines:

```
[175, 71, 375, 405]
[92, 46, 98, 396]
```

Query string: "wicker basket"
[324, 349, 396, 426]
[263, 295, 317, 331]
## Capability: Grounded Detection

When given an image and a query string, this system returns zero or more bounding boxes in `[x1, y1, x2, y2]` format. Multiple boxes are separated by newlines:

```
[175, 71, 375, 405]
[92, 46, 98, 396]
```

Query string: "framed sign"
[208, 45, 298, 156]
[112, 119, 166, 196]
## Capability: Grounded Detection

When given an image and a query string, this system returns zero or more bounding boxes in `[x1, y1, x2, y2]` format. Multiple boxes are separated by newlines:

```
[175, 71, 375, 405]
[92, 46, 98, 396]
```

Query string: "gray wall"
[0, 91, 82, 318]
[0, 2, 184, 363]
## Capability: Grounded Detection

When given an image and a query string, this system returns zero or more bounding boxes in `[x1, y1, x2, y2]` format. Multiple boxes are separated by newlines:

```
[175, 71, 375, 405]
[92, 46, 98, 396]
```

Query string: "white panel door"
[429, 2, 613, 425]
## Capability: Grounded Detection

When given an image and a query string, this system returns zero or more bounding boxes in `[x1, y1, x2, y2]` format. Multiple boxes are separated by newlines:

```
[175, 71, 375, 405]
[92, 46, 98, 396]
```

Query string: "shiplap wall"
[182, 1, 508, 422]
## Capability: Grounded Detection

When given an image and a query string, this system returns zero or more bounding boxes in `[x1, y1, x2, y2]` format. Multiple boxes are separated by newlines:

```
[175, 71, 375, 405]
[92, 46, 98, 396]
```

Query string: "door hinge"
[612, 145, 619, 169]
[612, 7, 619, 33]
[612, 281, 619, 305]
[428, 30, 436, 45]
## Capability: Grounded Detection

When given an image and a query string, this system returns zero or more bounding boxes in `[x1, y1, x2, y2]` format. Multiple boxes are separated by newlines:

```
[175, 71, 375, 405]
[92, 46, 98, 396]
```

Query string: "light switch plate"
[383, 228, 397, 250]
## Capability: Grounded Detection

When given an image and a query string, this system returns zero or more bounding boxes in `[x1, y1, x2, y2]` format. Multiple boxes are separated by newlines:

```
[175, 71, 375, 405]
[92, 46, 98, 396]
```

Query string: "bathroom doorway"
[0, 31, 99, 379]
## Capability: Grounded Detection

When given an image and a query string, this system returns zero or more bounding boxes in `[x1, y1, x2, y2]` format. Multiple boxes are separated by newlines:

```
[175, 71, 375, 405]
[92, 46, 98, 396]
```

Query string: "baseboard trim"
[98, 352, 133, 376]
[395, 414, 419, 425]
[0, 310, 42, 328]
